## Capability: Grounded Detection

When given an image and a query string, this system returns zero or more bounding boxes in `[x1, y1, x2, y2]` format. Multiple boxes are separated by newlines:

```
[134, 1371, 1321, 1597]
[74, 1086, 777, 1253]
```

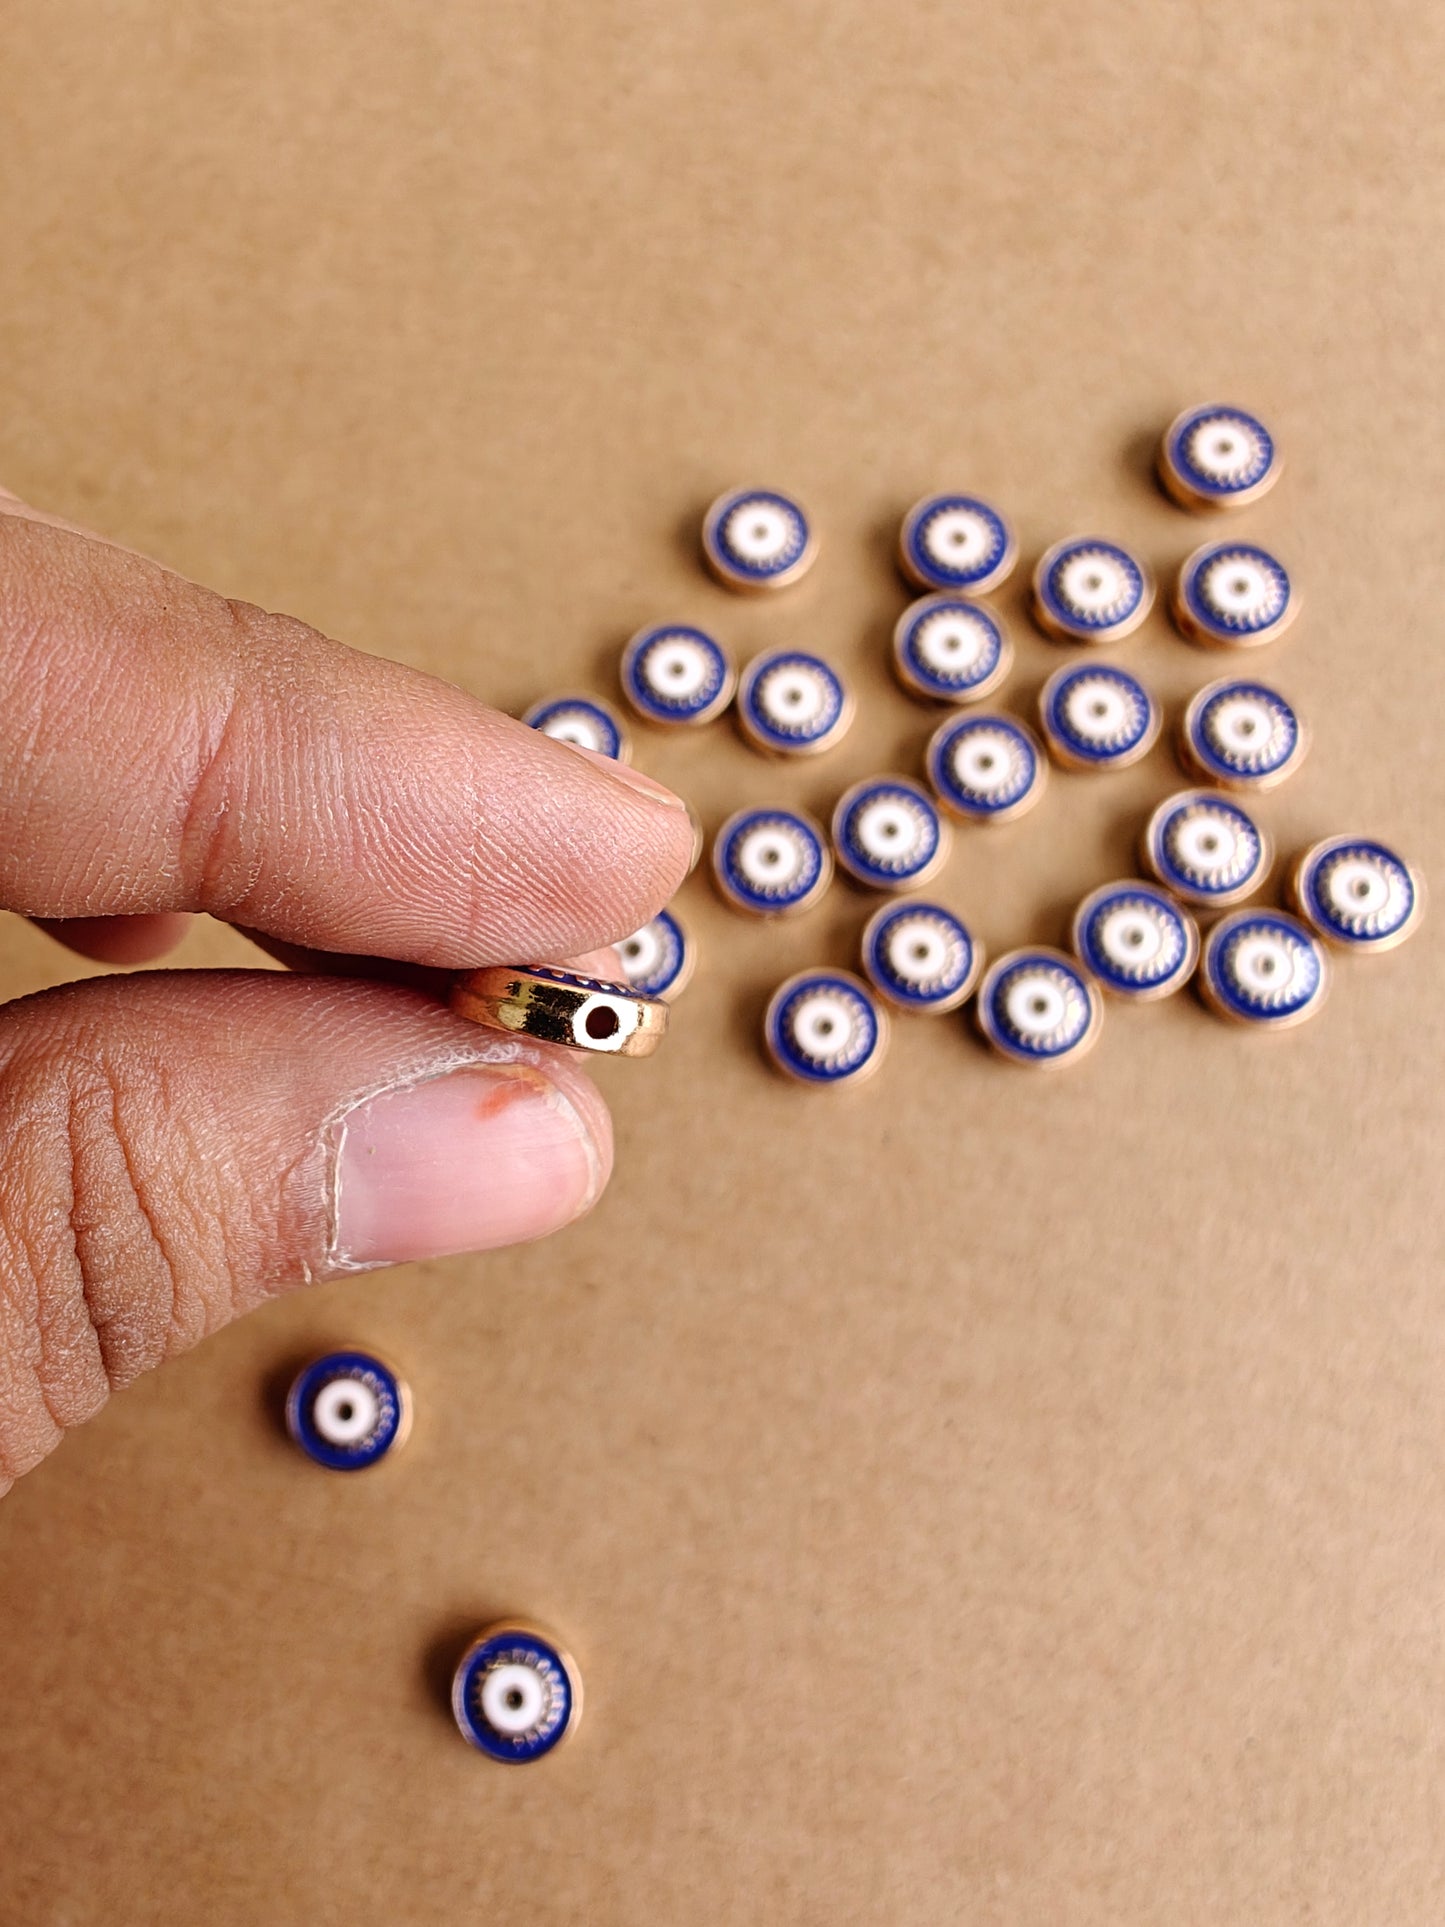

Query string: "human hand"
[0, 493, 694, 1492]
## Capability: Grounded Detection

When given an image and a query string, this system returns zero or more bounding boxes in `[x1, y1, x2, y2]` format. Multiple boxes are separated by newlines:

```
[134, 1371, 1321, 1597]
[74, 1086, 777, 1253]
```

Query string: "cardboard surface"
[0, 4, 1442, 1920]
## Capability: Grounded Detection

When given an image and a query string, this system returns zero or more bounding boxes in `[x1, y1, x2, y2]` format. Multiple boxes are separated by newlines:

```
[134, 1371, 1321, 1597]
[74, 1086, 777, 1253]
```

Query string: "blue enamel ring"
[619, 623, 736, 727]
[1071, 881, 1199, 1000]
[897, 493, 1016, 595]
[925, 713, 1046, 824]
[1031, 536, 1153, 644]
[975, 947, 1103, 1067]
[1180, 677, 1307, 790]
[1290, 835, 1425, 953]
[764, 969, 888, 1086]
[452, 1624, 582, 1763]
[522, 693, 630, 762]
[1199, 910, 1329, 1028]
[617, 908, 696, 998]
[712, 806, 832, 916]
[1037, 661, 1160, 772]
[736, 648, 853, 757]
[891, 594, 1012, 704]
[702, 487, 817, 592]
[285, 1349, 411, 1471]
[1159, 404, 1280, 511]
[1141, 789, 1271, 907]
[1172, 542, 1297, 649]
[861, 901, 982, 1013]
[831, 776, 950, 891]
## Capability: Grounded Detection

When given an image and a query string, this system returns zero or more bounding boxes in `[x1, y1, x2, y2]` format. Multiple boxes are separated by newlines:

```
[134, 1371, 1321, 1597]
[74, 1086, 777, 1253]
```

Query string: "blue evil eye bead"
[897, 494, 1017, 595]
[1180, 677, 1307, 791]
[1031, 536, 1154, 644]
[619, 623, 736, 727]
[1199, 910, 1329, 1029]
[702, 486, 816, 593]
[711, 806, 832, 917]
[831, 776, 950, 892]
[736, 648, 853, 757]
[764, 969, 889, 1086]
[860, 901, 982, 1014]
[891, 594, 1012, 705]
[1158, 404, 1280, 512]
[1141, 789, 1271, 907]
[452, 1624, 582, 1763]
[1290, 836, 1425, 953]
[975, 947, 1103, 1068]
[1037, 661, 1160, 772]
[522, 693, 631, 763]
[285, 1350, 411, 1472]
[617, 907, 696, 999]
[1070, 881, 1199, 1001]
[925, 712, 1047, 825]
[1172, 542, 1297, 649]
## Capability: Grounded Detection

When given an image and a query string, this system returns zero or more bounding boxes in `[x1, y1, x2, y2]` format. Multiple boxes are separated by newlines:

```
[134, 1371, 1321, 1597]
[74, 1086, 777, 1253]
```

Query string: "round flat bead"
[861, 901, 982, 1014]
[1199, 909, 1329, 1028]
[1172, 542, 1297, 649]
[1037, 661, 1160, 772]
[764, 969, 888, 1086]
[891, 594, 1012, 704]
[620, 624, 736, 727]
[1158, 404, 1281, 512]
[1290, 835, 1425, 953]
[450, 965, 668, 1056]
[1180, 677, 1306, 790]
[702, 487, 816, 592]
[897, 493, 1017, 595]
[285, 1350, 411, 1472]
[1031, 536, 1154, 644]
[975, 947, 1103, 1067]
[831, 777, 950, 891]
[736, 648, 853, 757]
[1141, 789, 1271, 907]
[1071, 881, 1199, 1000]
[925, 713, 1047, 824]
[616, 908, 696, 999]
[712, 806, 832, 917]
[452, 1624, 582, 1763]
[522, 694, 631, 762]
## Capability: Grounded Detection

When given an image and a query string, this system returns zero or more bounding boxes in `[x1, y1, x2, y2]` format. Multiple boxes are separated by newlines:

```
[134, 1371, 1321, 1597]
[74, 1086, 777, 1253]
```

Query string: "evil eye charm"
[285, 1349, 411, 1472]
[1199, 910, 1329, 1028]
[1290, 836, 1425, 952]
[1031, 536, 1153, 644]
[764, 969, 888, 1086]
[1037, 661, 1160, 772]
[897, 493, 1017, 595]
[522, 693, 630, 763]
[975, 947, 1103, 1067]
[1142, 790, 1271, 907]
[620, 624, 736, 727]
[860, 901, 982, 1014]
[1180, 677, 1306, 790]
[450, 966, 669, 1056]
[1172, 542, 1297, 648]
[1158, 403, 1280, 512]
[925, 713, 1047, 824]
[711, 806, 832, 917]
[736, 648, 853, 757]
[616, 908, 696, 999]
[702, 486, 817, 592]
[452, 1623, 582, 1763]
[1070, 881, 1199, 1000]
[891, 594, 1013, 704]
[831, 777, 950, 891]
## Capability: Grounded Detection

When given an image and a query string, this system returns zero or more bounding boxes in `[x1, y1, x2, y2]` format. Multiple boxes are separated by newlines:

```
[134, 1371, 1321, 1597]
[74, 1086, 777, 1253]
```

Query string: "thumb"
[0, 969, 611, 1491]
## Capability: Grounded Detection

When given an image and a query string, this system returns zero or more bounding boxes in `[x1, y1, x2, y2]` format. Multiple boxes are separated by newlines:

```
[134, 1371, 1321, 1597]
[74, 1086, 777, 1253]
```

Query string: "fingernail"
[328, 1065, 604, 1270]
[568, 742, 690, 811]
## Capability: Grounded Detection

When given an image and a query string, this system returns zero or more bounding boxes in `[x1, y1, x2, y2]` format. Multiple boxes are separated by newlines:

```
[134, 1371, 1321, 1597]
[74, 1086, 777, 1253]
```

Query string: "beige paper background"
[0, 4, 1442, 1921]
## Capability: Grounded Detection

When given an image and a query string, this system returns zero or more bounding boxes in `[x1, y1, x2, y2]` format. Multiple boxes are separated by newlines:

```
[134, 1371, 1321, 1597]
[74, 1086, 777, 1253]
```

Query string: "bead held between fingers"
[450, 966, 669, 1056]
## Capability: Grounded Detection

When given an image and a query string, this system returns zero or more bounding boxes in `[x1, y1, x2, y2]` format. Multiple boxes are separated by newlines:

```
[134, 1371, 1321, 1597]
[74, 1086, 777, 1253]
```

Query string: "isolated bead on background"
[764, 969, 889, 1086]
[1198, 910, 1329, 1029]
[702, 487, 817, 592]
[1158, 404, 1281, 512]
[831, 777, 950, 891]
[1290, 836, 1425, 953]
[1142, 789, 1271, 907]
[1031, 536, 1154, 644]
[1171, 541, 1297, 649]
[285, 1350, 412, 1472]
[450, 965, 668, 1056]
[1071, 881, 1199, 1000]
[860, 901, 982, 1014]
[736, 647, 853, 757]
[891, 594, 1013, 705]
[975, 947, 1103, 1067]
[925, 713, 1047, 824]
[711, 806, 832, 917]
[616, 908, 696, 999]
[620, 624, 736, 727]
[897, 493, 1017, 595]
[522, 694, 631, 762]
[1037, 661, 1160, 772]
[1179, 678, 1307, 790]
[452, 1624, 582, 1763]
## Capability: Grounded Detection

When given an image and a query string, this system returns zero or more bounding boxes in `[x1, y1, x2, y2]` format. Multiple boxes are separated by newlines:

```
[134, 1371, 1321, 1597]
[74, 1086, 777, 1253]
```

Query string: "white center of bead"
[1099, 908, 1165, 969]
[855, 797, 926, 863]
[922, 507, 992, 570]
[791, 992, 862, 1065]
[1323, 858, 1389, 918]
[952, 730, 1018, 796]
[1174, 814, 1241, 877]
[1232, 932, 1302, 998]
[916, 609, 989, 673]
[1187, 417, 1264, 482]
[542, 713, 607, 752]
[1004, 972, 1068, 1038]
[1208, 694, 1276, 757]
[884, 918, 956, 986]
[1058, 551, 1128, 615]
[481, 1663, 547, 1737]
[644, 638, 710, 699]
[1198, 555, 1278, 620]
[738, 827, 807, 888]
[1062, 678, 1129, 742]
[724, 500, 792, 564]
[312, 1377, 380, 1446]
[620, 923, 663, 977]
[755, 663, 829, 729]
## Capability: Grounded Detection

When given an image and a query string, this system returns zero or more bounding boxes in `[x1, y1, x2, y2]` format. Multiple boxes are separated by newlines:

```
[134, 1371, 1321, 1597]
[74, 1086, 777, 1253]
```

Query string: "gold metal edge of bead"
[763, 968, 890, 1086]
[1285, 841, 1428, 953]
[974, 945, 1105, 1067]
[1067, 885, 1200, 1002]
[896, 497, 1019, 597]
[700, 490, 819, 594]
[453, 1620, 585, 1755]
[449, 967, 669, 1057]
[1195, 915, 1331, 1029]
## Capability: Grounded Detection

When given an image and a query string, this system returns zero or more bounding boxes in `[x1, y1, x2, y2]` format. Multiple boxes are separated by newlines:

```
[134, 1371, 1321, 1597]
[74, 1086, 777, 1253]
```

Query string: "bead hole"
[335, 1401, 353, 1422]
[912, 943, 931, 960]
[1353, 879, 1371, 897]
[585, 1006, 621, 1040]
[623, 939, 642, 959]
[1231, 577, 1250, 595]
[506, 1688, 525, 1711]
